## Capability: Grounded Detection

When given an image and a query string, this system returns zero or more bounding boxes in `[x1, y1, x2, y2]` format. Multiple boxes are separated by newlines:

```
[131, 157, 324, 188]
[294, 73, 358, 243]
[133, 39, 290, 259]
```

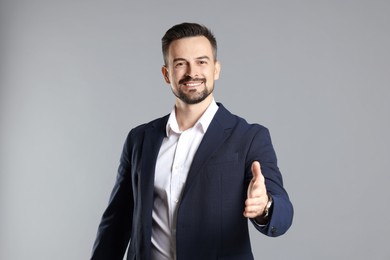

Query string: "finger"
[247, 187, 262, 198]
[243, 205, 263, 218]
[245, 197, 262, 206]
[244, 197, 268, 218]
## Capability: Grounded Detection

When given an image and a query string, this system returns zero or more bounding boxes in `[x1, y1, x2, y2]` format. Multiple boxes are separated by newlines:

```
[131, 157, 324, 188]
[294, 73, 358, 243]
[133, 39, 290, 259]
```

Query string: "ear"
[214, 61, 221, 80]
[161, 66, 170, 84]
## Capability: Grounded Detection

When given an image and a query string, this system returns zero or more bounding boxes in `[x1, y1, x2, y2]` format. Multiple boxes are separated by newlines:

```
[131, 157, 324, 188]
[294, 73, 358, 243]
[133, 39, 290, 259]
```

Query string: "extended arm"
[245, 127, 293, 237]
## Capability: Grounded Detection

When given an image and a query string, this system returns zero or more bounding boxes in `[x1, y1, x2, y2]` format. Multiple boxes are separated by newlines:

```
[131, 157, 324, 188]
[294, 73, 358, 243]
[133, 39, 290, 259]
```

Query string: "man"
[91, 22, 293, 260]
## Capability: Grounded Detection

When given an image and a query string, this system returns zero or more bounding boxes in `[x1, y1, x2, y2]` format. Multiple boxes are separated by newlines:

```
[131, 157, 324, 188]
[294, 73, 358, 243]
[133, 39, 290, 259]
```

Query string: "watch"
[263, 193, 273, 218]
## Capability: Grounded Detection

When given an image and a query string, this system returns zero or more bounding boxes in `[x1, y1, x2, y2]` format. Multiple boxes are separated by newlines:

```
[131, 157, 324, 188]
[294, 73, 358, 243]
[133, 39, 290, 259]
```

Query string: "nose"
[185, 64, 198, 78]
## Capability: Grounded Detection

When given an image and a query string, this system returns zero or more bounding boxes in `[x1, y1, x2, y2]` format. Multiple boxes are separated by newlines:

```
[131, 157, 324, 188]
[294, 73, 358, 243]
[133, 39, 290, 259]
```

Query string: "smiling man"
[91, 22, 293, 260]
[162, 36, 219, 106]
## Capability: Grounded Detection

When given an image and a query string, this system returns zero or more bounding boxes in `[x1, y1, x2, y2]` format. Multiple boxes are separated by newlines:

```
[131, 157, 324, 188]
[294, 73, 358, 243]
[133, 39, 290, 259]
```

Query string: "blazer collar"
[139, 114, 168, 249]
[180, 102, 236, 199]
[140, 103, 235, 212]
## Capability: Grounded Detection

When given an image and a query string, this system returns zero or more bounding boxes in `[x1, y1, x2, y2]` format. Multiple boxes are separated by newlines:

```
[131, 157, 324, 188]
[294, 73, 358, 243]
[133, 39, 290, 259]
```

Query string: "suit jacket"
[91, 103, 293, 260]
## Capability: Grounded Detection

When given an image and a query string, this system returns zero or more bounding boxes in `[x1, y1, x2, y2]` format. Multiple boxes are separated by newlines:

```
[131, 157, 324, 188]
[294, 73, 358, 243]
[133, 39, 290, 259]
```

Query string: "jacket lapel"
[140, 125, 165, 215]
[181, 104, 235, 199]
[139, 116, 168, 257]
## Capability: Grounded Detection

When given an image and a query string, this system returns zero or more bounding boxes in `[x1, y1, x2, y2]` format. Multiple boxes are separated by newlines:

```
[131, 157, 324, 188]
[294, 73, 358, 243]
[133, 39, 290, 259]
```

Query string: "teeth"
[185, 82, 202, 87]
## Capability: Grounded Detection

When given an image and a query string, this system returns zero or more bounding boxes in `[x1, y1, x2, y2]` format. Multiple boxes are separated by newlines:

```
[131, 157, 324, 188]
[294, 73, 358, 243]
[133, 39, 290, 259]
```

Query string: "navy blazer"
[91, 103, 293, 260]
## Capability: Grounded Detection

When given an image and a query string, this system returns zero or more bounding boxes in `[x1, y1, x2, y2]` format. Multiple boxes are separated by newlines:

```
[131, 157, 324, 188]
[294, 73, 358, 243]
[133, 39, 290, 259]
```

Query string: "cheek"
[171, 70, 184, 81]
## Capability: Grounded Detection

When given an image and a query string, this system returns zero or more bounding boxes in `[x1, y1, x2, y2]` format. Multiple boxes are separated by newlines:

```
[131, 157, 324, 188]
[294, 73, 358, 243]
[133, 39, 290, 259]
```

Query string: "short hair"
[161, 22, 217, 65]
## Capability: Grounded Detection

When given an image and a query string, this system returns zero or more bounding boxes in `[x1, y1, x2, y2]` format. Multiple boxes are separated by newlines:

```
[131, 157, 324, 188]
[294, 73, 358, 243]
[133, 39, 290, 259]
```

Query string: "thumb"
[247, 161, 263, 198]
[251, 161, 262, 181]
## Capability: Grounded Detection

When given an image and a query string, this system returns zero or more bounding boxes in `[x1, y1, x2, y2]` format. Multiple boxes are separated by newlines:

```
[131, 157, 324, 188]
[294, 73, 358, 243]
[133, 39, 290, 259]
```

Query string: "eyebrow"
[172, 56, 211, 63]
[196, 56, 211, 60]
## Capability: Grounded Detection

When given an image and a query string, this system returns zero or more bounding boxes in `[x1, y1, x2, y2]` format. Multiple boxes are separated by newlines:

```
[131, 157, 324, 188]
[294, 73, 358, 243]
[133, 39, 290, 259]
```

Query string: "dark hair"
[161, 22, 217, 65]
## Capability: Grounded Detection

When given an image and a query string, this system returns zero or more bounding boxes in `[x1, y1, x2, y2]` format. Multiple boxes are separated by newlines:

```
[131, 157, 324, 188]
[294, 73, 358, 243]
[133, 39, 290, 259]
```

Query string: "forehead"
[167, 36, 213, 60]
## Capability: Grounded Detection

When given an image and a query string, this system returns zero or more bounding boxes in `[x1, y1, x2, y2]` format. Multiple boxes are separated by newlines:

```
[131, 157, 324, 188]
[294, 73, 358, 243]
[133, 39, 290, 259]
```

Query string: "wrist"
[255, 193, 273, 225]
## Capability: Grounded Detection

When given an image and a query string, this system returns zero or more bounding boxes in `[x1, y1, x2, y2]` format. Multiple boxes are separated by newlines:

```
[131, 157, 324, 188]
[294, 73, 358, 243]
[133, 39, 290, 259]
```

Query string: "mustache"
[179, 75, 206, 85]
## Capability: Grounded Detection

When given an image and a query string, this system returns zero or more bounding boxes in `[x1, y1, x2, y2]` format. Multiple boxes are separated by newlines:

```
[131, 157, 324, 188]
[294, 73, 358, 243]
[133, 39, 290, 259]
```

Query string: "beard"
[173, 76, 214, 105]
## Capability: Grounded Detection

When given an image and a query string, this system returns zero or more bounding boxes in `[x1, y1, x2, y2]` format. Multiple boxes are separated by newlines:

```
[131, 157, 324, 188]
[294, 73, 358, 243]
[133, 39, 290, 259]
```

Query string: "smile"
[183, 82, 203, 87]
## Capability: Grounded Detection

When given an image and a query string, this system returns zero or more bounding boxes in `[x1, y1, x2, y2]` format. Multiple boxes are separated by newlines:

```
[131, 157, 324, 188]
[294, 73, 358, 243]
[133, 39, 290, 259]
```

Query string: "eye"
[199, 60, 207, 65]
[174, 62, 185, 68]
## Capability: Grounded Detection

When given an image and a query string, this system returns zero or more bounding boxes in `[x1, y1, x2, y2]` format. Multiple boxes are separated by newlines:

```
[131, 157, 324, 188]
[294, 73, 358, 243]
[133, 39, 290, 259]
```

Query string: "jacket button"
[271, 227, 277, 235]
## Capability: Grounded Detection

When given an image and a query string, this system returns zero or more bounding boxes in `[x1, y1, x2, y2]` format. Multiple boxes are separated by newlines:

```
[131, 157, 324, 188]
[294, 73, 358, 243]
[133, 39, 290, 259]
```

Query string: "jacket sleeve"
[91, 132, 134, 260]
[246, 126, 294, 237]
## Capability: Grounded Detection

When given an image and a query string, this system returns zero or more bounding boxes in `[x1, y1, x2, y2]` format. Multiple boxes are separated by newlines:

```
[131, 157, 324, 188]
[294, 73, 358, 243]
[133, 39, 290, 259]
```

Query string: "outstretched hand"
[243, 161, 269, 220]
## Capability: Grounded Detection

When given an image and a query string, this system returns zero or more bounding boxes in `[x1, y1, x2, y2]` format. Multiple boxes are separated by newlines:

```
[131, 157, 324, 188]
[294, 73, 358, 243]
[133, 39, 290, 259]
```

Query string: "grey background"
[1, 1, 389, 259]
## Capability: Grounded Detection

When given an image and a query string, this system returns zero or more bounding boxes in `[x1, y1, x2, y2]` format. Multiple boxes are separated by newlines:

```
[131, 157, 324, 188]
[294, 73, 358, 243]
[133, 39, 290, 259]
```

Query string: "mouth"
[179, 76, 206, 88]
[183, 81, 204, 87]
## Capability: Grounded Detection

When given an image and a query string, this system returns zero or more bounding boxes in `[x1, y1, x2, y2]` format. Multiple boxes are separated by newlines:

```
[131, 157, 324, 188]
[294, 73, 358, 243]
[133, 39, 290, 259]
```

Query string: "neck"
[175, 95, 213, 131]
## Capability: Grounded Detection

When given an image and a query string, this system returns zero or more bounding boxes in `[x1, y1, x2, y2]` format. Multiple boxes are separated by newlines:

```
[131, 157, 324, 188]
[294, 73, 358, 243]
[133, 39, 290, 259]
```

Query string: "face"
[162, 36, 221, 105]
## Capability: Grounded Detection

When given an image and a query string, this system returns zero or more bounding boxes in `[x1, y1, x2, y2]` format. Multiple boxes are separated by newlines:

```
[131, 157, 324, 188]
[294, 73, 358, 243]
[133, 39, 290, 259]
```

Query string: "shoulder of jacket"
[129, 114, 169, 135]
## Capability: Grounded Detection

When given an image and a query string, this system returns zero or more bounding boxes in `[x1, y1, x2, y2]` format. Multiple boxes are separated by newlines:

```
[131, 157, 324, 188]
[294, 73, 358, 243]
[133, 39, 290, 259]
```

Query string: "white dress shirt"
[151, 100, 219, 260]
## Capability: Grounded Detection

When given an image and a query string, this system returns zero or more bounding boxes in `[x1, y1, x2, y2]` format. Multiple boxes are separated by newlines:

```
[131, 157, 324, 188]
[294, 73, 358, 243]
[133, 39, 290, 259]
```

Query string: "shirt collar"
[166, 99, 219, 136]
